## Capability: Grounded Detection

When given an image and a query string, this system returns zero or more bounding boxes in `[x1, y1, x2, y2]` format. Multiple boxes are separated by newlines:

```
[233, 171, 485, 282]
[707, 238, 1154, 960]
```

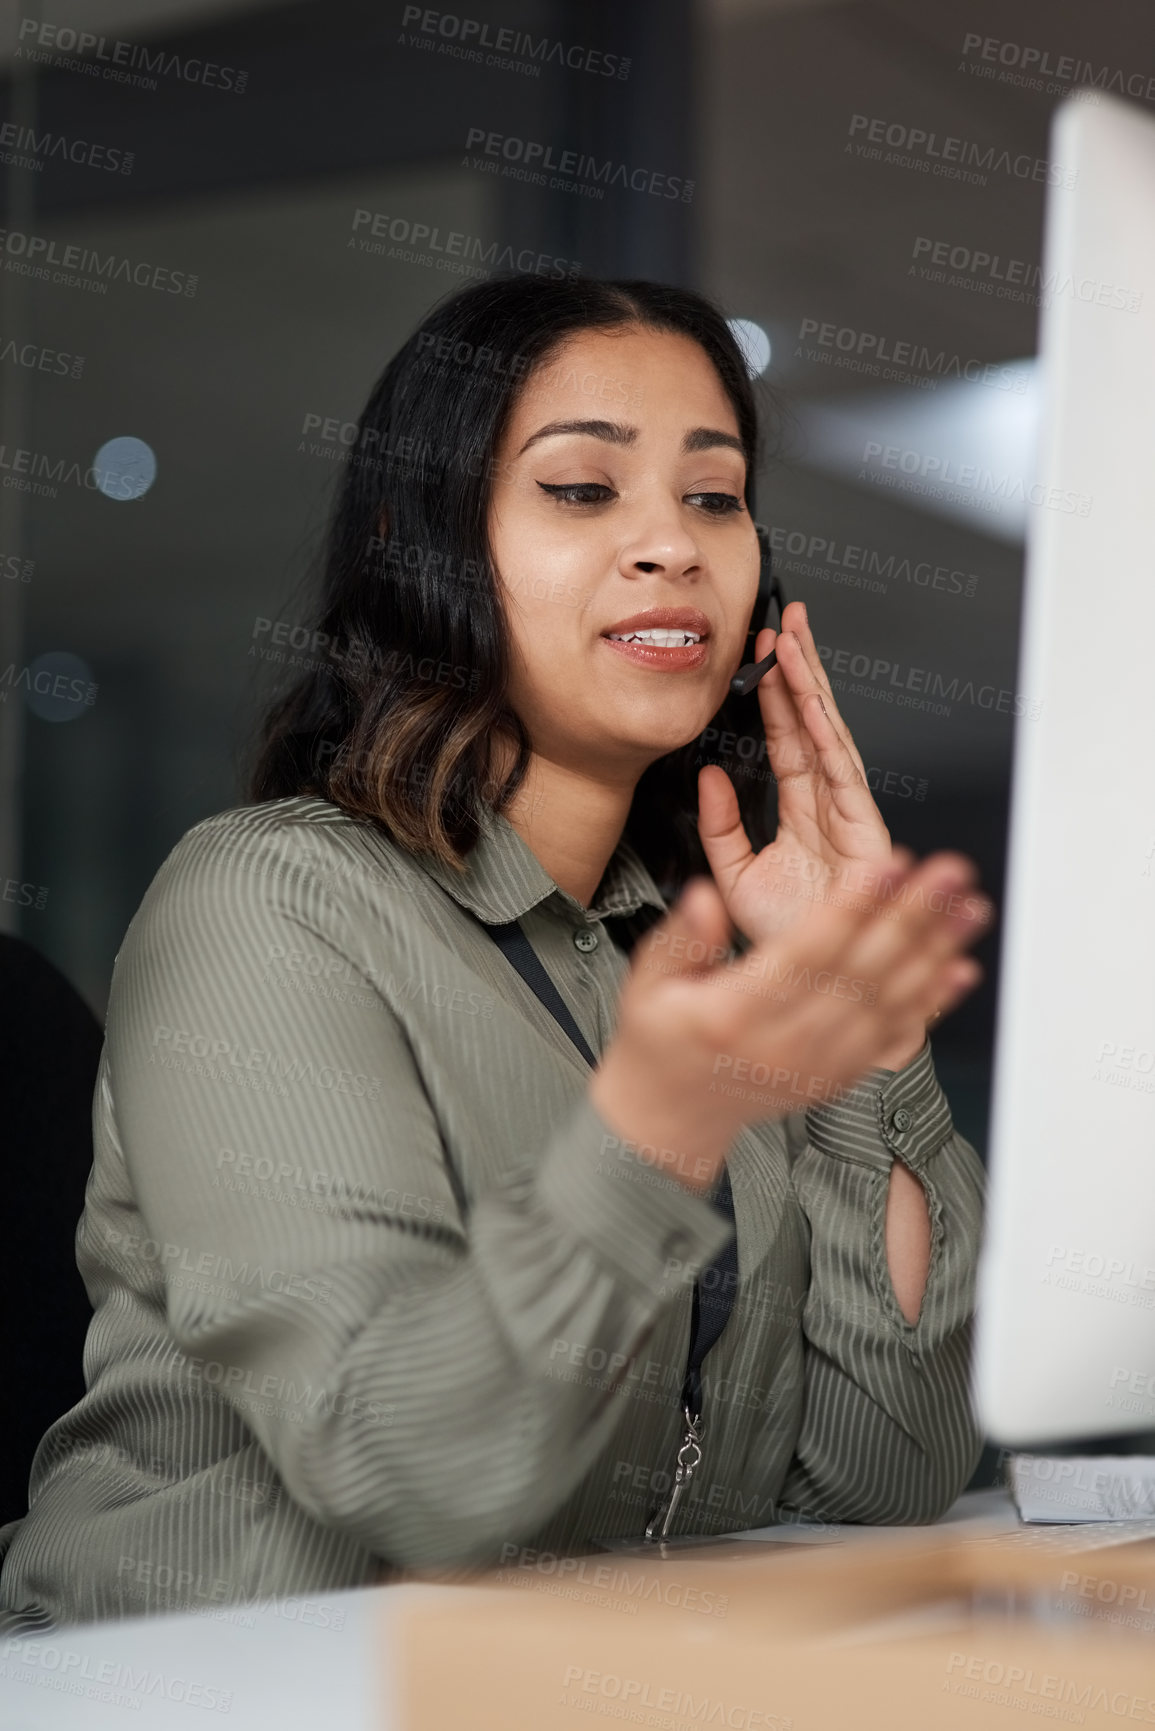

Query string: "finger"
[792, 689, 885, 830]
[632, 874, 733, 997]
[726, 852, 918, 1003]
[785, 951, 979, 1109]
[838, 855, 988, 984]
[736, 852, 978, 1038]
[778, 600, 837, 703]
[696, 764, 758, 894]
[864, 951, 985, 1060]
[773, 620, 868, 785]
[841, 865, 997, 1010]
[761, 638, 869, 809]
[936, 956, 985, 1013]
[779, 940, 984, 1105]
[776, 603, 871, 792]
[753, 633, 818, 782]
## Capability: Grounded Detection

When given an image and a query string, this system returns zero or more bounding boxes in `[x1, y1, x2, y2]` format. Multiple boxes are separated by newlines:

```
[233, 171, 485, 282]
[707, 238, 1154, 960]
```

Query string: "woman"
[0, 276, 990, 1629]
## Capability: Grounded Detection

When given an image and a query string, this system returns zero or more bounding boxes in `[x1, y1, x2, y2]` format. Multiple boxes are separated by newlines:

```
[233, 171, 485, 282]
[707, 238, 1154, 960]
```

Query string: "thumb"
[633, 874, 734, 988]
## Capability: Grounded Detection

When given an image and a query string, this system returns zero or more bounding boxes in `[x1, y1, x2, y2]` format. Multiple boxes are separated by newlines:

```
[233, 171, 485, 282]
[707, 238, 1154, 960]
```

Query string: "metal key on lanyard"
[644, 1400, 705, 1542]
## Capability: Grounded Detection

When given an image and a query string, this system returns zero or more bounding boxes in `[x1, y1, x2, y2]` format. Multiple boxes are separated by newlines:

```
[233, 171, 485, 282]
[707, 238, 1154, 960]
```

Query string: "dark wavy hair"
[247, 274, 777, 904]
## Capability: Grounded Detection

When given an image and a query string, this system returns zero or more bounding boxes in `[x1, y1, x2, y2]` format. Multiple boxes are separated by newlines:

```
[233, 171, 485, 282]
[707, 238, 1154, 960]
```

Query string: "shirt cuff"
[802, 1036, 954, 1176]
[536, 1090, 735, 1300]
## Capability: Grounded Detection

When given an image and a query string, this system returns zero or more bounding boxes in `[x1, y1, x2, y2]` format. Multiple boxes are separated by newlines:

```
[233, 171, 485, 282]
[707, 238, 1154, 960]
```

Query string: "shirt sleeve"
[102, 814, 733, 1569]
[773, 1038, 986, 1523]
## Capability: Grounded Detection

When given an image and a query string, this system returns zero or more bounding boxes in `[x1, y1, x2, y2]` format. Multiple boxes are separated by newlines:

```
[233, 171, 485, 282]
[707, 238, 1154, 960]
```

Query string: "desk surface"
[3, 1488, 1154, 1731]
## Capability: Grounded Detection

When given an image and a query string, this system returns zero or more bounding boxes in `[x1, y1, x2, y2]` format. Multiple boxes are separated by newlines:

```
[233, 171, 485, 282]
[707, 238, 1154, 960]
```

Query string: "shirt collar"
[417, 803, 668, 926]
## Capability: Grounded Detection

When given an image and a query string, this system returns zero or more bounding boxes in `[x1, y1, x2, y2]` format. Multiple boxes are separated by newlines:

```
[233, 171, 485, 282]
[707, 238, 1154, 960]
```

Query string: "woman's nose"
[619, 519, 702, 578]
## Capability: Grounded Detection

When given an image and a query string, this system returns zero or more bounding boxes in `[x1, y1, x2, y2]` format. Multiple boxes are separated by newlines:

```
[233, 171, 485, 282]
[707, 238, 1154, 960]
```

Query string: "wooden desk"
[393, 1493, 1155, 1731]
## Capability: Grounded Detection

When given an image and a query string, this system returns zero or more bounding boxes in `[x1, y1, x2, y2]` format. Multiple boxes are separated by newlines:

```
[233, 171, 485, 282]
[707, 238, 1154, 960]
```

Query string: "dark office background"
[1, 1, 1149, 1273]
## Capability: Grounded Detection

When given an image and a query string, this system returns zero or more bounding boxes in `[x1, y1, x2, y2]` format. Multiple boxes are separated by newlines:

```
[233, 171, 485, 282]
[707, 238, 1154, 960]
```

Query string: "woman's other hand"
[589, 851, 991, 1193]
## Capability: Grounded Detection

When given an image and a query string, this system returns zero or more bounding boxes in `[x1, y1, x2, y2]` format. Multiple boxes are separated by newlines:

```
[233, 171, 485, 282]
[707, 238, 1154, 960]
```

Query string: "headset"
[730, 522, 789, 697]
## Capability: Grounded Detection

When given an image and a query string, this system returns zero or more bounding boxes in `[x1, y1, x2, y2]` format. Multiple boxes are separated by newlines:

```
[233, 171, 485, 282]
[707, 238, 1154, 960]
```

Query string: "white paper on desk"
[1010, 1454, 1155, 1521]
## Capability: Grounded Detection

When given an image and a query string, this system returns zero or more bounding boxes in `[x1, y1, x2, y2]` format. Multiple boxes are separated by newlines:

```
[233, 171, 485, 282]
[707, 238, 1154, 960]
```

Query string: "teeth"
[608, 629, 702, 646]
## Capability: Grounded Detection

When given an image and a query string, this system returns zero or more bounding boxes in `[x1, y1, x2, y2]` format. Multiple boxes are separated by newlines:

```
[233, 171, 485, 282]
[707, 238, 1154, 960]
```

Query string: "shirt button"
[890, 1107, 913, 1134]
[662, 1230, 693, 1261]
[573, 927, 599, 953]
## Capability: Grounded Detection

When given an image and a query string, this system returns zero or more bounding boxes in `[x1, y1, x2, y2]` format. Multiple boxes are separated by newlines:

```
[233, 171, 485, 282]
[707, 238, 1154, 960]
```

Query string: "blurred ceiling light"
[728, 317, 772, 377]
[796, 359, 1041, 545]
[92, 436, 157, 501]
[24, 652, 96, 723]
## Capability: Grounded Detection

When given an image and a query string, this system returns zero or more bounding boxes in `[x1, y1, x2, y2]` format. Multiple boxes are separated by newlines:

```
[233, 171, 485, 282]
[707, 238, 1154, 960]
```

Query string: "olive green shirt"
[0, 794, 985, 1629]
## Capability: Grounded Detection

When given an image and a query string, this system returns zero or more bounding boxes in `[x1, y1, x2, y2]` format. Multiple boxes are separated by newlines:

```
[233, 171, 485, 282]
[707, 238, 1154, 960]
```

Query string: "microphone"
[729, 642, 777, 698]
[729, 524, 780, 697]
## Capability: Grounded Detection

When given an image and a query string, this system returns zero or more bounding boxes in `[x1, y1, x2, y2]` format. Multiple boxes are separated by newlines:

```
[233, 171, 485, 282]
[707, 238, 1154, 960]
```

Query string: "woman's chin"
[600, 719, 717, 765]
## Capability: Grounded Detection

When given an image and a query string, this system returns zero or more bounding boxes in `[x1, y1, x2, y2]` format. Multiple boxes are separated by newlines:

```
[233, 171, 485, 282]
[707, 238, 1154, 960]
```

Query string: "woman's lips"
[600, 636, 710, 671]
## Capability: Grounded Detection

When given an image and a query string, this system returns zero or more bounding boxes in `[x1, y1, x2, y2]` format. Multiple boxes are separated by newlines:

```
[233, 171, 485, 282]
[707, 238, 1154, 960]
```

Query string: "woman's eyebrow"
[517, 418, 636, 455]
[516, 419, 745, 457]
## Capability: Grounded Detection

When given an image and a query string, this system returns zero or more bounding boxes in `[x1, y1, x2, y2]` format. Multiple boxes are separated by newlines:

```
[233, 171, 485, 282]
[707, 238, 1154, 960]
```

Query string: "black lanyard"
[484, 916, 738, 1420]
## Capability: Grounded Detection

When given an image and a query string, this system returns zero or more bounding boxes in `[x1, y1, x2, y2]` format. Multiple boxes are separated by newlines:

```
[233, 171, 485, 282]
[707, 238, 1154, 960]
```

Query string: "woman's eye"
[535, 483, 743, 514]
[536, 482, 614, 505]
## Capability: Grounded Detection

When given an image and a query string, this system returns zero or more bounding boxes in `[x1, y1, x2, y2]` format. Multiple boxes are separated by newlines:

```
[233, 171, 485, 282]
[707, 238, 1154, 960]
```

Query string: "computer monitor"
[974, 90, 1155, 1448]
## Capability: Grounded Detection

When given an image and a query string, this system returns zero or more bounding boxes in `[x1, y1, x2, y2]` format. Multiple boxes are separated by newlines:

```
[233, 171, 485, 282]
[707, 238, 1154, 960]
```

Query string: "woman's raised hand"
[589, 850, 991, 1193]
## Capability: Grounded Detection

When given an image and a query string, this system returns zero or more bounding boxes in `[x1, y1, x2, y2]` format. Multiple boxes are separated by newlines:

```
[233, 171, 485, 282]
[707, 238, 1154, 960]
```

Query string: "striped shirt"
[0, 794, 985, 1630]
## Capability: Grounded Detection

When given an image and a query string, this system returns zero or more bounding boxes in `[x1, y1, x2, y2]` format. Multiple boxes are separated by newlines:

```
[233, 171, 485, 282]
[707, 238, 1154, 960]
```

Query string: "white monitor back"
[975, 92, 1155, 1446]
